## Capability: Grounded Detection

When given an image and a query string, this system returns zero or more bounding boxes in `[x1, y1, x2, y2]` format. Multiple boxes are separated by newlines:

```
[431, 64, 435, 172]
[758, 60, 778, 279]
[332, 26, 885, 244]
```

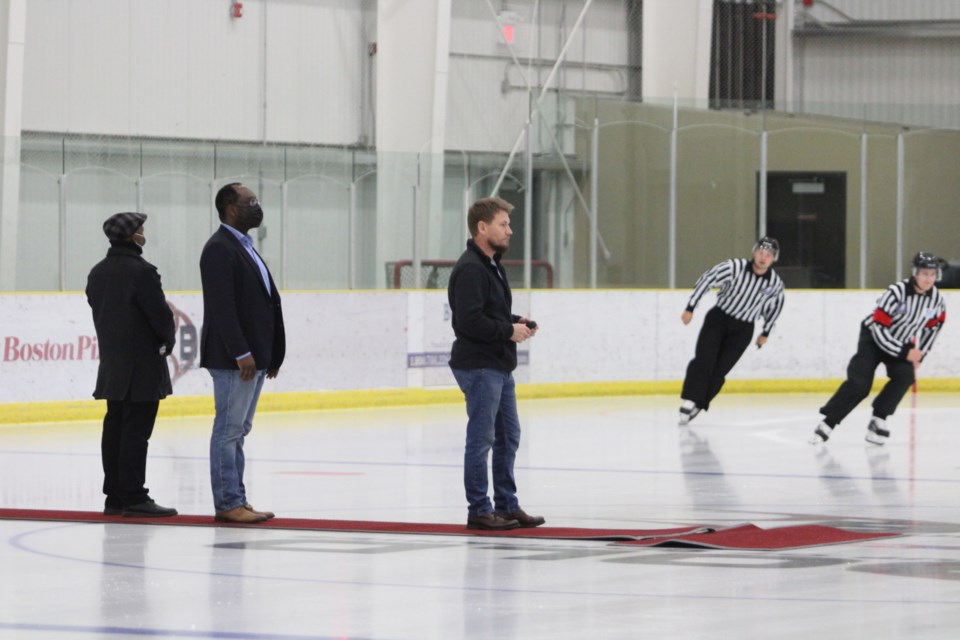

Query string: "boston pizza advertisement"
[0, 294, 205, 403]
[0, 292, 410, 404]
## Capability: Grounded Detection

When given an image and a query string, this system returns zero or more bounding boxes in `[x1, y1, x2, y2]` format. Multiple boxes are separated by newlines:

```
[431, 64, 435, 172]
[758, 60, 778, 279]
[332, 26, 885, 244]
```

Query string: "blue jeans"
[209, 369, 266, 512]
[451, 368, 521, 516]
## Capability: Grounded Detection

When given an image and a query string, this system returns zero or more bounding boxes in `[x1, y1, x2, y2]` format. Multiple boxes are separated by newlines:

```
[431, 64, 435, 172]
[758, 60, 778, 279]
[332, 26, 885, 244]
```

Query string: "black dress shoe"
[103, 507, 123, 516]
[122, 500, 178, 518]
[467, 513, 520, 531]
[494, 509, 545, 528]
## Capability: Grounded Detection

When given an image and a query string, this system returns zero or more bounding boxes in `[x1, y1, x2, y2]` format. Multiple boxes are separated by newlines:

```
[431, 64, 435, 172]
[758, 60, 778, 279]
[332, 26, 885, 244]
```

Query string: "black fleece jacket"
[447, 239, 520, 372]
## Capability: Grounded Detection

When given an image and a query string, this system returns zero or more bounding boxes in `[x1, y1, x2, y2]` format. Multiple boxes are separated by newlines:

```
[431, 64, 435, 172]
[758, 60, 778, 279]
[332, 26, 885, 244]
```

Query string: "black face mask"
[236, 203, 264, 228]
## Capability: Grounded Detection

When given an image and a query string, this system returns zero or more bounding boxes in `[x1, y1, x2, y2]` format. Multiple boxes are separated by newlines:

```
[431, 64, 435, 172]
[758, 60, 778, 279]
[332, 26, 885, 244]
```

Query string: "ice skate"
[865, 417, 889, 445]
[809, 421, 833, 444]
[679, 399, 701, 426]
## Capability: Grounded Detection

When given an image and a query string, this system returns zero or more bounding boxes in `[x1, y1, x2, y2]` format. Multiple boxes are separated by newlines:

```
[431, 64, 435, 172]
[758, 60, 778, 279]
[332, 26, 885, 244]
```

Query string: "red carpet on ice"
[0, 508, 899, 550]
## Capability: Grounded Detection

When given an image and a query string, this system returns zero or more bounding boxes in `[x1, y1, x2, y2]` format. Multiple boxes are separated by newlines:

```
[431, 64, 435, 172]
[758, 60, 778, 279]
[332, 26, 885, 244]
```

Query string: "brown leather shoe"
[244, 504, 275, 519]
[494, 509, 545, 528]
[215, 506, 268, 523]
[467, 513, 520, 531]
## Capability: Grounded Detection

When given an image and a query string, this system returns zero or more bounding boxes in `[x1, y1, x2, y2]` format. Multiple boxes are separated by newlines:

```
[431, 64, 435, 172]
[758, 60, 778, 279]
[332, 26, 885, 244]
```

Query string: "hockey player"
[810, 251, 947, 445]
[678, 237, 786, 425]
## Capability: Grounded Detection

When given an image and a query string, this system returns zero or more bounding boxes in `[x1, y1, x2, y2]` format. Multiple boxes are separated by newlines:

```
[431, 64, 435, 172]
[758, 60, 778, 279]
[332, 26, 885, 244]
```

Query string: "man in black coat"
[448, 197, 545, 531]
[86, 212, 177, 517]
[200, 183, 285, 524]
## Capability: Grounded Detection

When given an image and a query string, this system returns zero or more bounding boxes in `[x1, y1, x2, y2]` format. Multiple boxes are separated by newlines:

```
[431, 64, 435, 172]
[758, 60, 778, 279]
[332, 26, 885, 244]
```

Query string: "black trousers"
[681, 307, 755, 410]
[820, 326, 915, 426]
[101, 399, 159, 509]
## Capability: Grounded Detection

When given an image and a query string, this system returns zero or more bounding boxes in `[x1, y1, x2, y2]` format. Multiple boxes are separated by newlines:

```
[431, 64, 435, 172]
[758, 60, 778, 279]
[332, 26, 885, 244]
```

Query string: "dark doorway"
[762, 172, 846, 288]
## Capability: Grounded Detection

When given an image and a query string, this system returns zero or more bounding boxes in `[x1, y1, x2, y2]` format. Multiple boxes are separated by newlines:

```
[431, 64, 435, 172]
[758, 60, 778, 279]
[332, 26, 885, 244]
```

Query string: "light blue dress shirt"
[221, 224, 271, 296]
[221, 224, 272, 362]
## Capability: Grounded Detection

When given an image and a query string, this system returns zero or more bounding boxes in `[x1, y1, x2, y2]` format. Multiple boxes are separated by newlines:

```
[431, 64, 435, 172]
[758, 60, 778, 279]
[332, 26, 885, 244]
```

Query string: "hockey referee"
[810, 252, 947, 445]
[678, 237, 785, 425]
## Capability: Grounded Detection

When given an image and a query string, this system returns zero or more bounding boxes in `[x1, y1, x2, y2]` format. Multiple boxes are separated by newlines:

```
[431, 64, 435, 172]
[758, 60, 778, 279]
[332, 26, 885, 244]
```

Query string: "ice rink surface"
[2, 392, 960, 639]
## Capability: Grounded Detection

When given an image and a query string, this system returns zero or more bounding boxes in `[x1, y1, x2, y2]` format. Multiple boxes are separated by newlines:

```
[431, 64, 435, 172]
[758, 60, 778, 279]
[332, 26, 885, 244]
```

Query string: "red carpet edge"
[0, 508, 900, 550]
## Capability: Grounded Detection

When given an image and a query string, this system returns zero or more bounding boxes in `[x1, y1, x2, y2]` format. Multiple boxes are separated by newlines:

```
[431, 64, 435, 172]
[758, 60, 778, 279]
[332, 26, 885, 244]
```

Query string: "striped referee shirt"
[686, 258, 785, 336]
[864, 279, 947, 358]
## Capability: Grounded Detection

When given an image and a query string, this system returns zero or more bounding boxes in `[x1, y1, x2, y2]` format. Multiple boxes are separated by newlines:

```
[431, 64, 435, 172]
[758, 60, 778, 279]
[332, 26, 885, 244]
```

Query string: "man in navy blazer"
[200, 183, 285, 523]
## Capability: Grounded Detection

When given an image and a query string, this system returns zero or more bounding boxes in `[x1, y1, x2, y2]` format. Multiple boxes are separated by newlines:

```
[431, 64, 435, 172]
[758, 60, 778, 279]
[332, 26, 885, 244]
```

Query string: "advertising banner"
[0, 290, 955, 405]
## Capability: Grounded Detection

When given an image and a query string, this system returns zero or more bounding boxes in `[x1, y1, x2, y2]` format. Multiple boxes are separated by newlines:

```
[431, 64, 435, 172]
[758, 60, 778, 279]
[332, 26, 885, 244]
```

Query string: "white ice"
[2, 393, 960, 639]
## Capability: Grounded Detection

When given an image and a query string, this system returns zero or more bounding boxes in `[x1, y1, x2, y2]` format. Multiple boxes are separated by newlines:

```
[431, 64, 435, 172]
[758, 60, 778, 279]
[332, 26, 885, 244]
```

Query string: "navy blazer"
[199, 226, 286, 371]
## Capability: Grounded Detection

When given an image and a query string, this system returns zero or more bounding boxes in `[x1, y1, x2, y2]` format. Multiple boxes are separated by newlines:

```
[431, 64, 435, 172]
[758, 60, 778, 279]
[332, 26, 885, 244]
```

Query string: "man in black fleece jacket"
[448, 197, 545, 531]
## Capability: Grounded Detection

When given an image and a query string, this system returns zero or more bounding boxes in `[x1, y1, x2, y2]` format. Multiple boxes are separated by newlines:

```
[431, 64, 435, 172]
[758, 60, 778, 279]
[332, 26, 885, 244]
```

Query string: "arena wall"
[0, 289, 956, 423]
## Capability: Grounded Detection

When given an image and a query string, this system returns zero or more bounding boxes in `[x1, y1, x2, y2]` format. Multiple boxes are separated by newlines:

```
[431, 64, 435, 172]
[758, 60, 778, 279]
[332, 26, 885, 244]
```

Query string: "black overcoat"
[198, 226, 285, 371]
[86, 242, 176, 401]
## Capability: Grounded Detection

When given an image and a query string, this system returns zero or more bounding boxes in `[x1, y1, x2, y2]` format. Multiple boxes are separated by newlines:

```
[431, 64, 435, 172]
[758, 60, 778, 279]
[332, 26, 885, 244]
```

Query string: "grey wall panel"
[807, 0, 960, 20]
[22, 0, 366, 144]
[446, 0, 633, 152]
[798, 38, 960, 129]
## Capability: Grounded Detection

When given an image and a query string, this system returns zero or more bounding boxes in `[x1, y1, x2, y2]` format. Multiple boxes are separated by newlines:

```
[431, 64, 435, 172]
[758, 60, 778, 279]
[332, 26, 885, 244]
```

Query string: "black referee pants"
[820, 326, 915, 427]
[681, 307, 755, 410]
[101, 399, 159, 509]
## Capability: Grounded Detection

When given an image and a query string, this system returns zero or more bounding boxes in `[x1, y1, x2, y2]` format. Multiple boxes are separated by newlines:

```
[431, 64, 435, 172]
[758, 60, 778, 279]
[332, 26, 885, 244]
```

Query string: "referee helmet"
[911, 251, 946, 281]
[752, 236, 780, 261]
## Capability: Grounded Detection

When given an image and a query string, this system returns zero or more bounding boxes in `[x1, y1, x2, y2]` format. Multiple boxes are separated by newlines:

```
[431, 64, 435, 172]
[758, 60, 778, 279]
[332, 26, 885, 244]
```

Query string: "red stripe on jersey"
[926, 311, 946, 328]
[872, 308, 893, 327]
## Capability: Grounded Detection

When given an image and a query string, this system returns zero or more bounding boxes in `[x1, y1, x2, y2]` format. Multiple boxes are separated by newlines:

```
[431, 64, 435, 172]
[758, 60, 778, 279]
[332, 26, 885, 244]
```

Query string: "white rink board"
[0, 289, 954, 403]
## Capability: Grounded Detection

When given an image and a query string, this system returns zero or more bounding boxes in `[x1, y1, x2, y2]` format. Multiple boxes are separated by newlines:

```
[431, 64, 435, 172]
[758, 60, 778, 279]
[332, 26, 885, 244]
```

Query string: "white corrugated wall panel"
[445, 56, 530, 153]
[23, 0, 263, 139]
[266, 1, 365, 145]
[799, 38, 960, 128]
[22, 0, 632, 149]
[22, 0, 365, 144]
[809, 0, 960, 20]
[446, 0, 631, 152]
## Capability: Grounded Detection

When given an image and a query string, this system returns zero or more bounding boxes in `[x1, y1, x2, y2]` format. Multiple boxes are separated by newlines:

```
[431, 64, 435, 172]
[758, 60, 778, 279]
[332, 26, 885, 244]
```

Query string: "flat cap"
[102, 212, 147, 241]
